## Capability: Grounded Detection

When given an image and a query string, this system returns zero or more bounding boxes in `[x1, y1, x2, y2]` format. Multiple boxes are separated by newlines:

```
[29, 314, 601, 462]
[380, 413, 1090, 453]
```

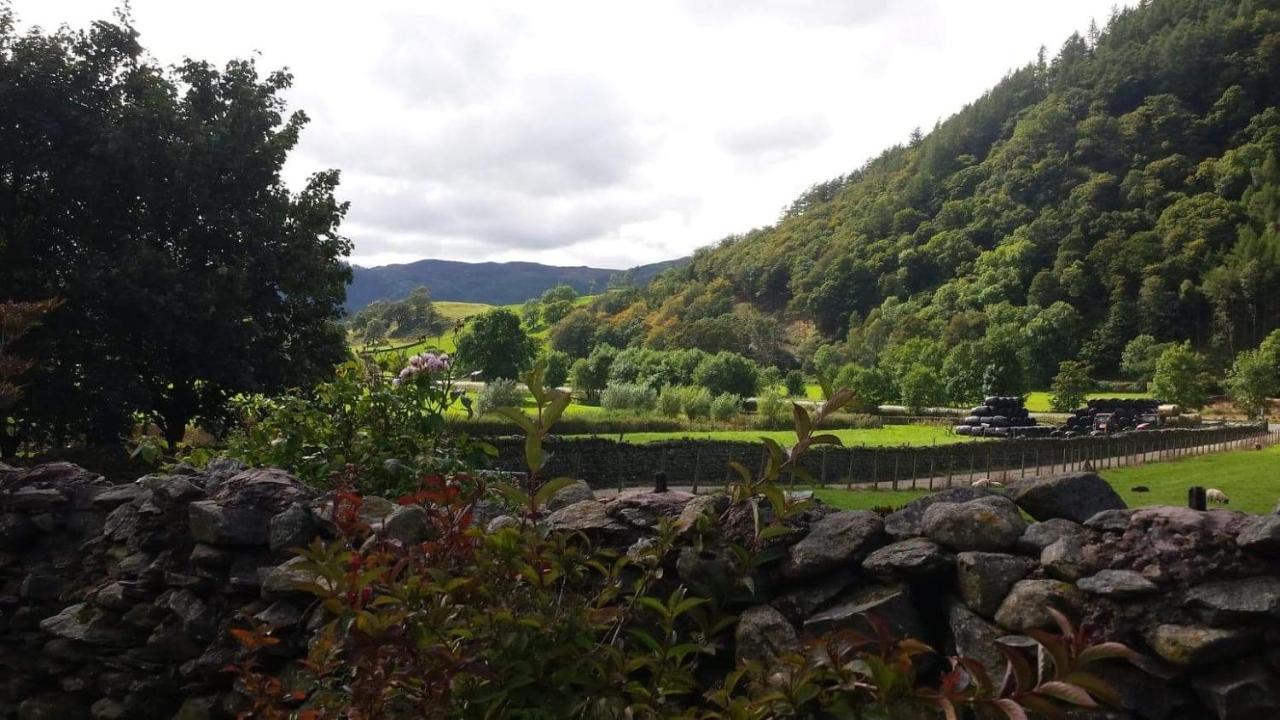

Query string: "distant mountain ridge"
[345, 257, 686, 310]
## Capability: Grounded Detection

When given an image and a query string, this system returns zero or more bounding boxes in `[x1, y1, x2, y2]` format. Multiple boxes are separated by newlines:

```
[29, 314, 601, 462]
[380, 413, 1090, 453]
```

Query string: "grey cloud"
[339, 180, 701, 255]
[679, 0, 920, 26]
[719, 114, 831, 159]
[305, 74, 646, 196]
[374, 10, 526, 104]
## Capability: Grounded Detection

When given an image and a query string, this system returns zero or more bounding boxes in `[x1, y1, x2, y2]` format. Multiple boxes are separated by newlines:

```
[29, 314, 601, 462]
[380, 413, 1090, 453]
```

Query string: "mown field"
[813, 443, 1280, 514]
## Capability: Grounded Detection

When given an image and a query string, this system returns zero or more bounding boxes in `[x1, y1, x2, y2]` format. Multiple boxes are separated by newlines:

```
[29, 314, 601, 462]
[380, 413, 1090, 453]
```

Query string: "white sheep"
[1206, 488, 1230, 505]
[971, 478, 1004, 488]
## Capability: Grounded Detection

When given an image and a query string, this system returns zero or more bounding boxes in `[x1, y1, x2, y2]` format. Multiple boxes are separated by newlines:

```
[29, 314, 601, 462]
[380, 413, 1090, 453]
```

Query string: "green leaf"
[493, 406, 535, 433]
[543, 389, 571, 429]
[524, 432, 546, 473]
[727, 461, 754, 484]
[491, 482, 529, 507]
[792, 403, 812, 438]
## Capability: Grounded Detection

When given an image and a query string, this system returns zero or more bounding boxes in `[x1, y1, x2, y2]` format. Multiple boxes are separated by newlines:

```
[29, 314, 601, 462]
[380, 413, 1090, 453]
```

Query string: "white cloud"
[14, 0, 1129, 268]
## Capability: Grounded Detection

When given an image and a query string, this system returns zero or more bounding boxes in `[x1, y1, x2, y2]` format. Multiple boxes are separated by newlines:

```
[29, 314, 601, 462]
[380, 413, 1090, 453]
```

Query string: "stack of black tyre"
[954, 396, 1049, 438]
[1053, 398, 1160, 437]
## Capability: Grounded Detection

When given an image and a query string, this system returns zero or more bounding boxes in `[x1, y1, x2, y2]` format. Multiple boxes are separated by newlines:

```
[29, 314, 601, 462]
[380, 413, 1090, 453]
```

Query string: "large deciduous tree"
[456, 309, 537, 380]
[0, 8, 352, 449]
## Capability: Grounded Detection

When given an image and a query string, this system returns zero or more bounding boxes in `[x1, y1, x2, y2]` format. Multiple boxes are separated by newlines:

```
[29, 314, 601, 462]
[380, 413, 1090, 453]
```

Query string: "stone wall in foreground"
[2, 460, 1280, 719]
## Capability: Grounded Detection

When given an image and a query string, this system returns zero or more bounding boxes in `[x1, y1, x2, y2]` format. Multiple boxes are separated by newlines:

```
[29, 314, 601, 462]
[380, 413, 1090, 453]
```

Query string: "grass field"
[1023, 391, 1152, 413]
[569, 424, 968, 446]
[813, 443, 1280, 514]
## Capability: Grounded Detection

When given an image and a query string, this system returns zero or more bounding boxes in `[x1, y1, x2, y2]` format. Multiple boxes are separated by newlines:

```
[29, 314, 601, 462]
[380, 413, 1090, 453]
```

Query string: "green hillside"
[573, 0, 1280, 397]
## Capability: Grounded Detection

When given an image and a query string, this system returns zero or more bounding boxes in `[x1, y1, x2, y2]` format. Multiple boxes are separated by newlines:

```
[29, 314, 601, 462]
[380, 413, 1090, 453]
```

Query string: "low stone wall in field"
[485, 424, 1271, 489]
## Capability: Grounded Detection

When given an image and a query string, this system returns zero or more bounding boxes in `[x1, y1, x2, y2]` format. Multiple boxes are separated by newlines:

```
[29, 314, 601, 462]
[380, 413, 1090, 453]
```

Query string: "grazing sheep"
[971, 478, 1004, 488]
[1206, 488, 1230, 505]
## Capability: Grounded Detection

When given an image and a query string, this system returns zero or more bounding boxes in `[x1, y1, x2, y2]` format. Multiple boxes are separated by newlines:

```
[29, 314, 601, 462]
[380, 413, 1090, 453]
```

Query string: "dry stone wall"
[488, 424, 1269, 489]
[2, 460, 1280, 719]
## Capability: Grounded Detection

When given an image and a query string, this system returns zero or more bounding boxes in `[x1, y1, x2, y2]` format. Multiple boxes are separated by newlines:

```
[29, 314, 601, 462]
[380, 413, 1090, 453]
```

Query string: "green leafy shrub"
[475, 378, 524, 416]
[710, 392, 741, 421]
[541, 349, 572, 388]
[692, 351, 759, 397]
[657, 386, 684, 417]
[784, 370, 807, 397]
[1050, 360, 1094, 412]
[756, 388, 789, 428]
[600, 382, 658, 413]
[221, 353, 476, 494]
[680, 386, 713, 420]
[833, 363, 894, 413]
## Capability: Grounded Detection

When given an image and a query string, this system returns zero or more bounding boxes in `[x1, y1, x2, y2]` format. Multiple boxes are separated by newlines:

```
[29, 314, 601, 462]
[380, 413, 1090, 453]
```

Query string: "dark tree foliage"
[584, 0, 1280, 379]
[0, 7, 352, 449]
[456, 309, 537, 380]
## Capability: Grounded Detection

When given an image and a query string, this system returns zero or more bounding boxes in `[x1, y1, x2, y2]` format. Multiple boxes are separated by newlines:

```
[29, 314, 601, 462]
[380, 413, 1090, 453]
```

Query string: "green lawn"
[572, 424, 968, 447]
[1024, 391, 1152, 413]
[434, 301, 493, 321]
[814, 444, 1280, 514]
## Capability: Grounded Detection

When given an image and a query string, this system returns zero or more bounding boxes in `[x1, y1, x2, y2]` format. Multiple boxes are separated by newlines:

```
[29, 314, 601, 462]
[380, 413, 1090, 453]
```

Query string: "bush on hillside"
[756, 389, 790, 428]
[710, 392, 741, 421]
[600, 382, 658, 413]
[784, 370, 807, 397]
[693, 351, 759, 397]
[475, 378, 524, 416]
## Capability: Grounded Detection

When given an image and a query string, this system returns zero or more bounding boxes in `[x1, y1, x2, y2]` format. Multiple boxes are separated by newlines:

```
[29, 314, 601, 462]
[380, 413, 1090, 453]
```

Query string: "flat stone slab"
[1077, 570, 1158, 597]
[1144, 624, 1258, 666]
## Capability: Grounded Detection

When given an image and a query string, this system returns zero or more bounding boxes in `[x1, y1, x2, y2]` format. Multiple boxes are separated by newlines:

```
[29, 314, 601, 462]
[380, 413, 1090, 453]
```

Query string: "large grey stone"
[137, 474, 204, 502]
[543, 500, 635, 543]
[804, 584, 923, 641]
[956, 551, 1035, 617]
[0, 512, 38, 545]
[1144, 624, 1259, 666]
[882, 486, 995, 540]
[948, 602, 1007, 680]
[862, 538, 953, 580]
[1083, 508, 1131, 532]
[382, 504, 431, 546]
[1077, 570, 1157, 597]
[1186, 576, 1280, 623]
[18, 694, 89, 720]
[261, 556, 331, 599]
[1015, 518, 1085, 555]
[5, 487, 67, 512]
[735, 605, 800, 665]
[676, 545, 739, 598]
[771, 572, 855, 624]
[269, 503, 317, 555]
[1005, 472, 1126, 523]
[544, 479, 595, 512]
[39, 603, 130, 646]
[1041, 536, 1090, 581]
[922, 497, 1026, 551]
[780, 510, 885, 580]
[1236, 515, 1280, 557]
[993, 579, 1086, 632]
[1192, 660, 1280, 720]
[90, 484, 143, 510]
[189, 501, 274, 546]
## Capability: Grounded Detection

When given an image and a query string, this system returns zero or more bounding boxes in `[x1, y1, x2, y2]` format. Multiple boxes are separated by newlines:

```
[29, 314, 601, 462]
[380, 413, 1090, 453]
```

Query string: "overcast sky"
[17, 1, 1127, 269]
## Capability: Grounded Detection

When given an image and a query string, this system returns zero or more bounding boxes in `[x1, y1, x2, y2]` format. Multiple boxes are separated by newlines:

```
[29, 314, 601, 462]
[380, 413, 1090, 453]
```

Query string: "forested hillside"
[573, 0, 1280, 394]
